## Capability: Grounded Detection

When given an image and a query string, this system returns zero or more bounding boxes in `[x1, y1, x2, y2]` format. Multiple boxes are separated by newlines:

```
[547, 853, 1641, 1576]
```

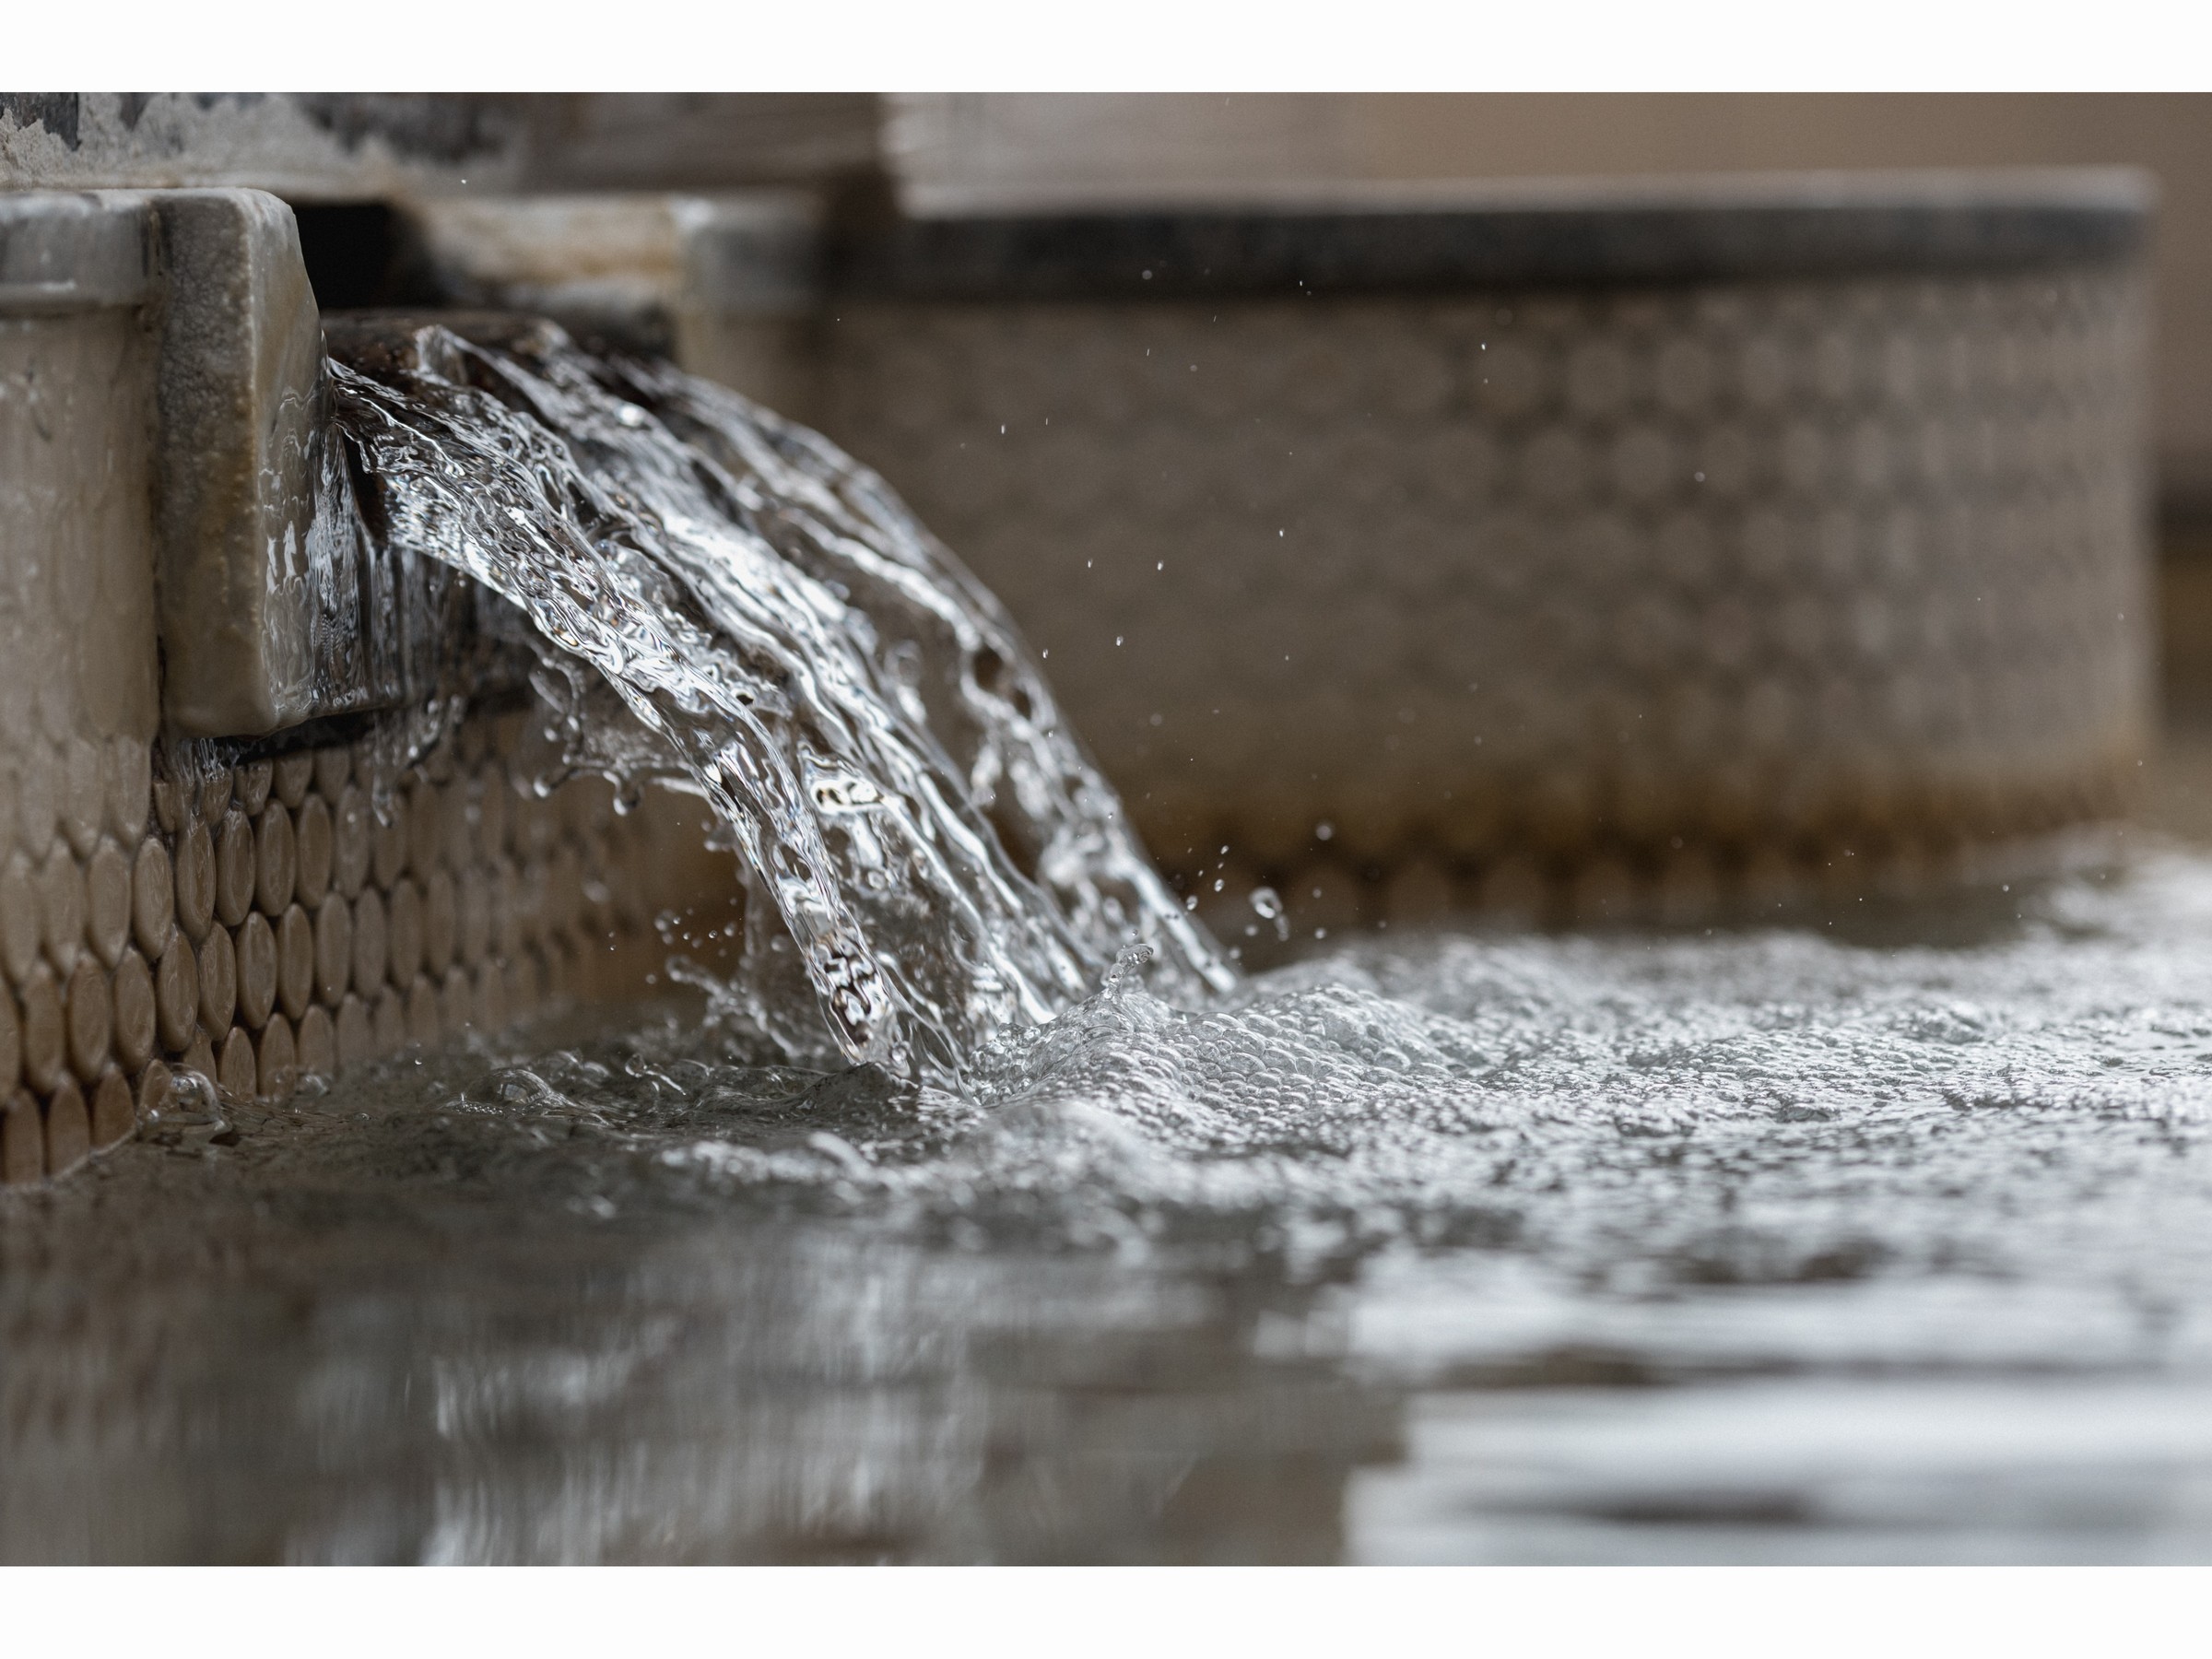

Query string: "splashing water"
[218, 319, 2212, 1559]
[322, 320, 1232, 1080]
[18, 848, 2212, 1561]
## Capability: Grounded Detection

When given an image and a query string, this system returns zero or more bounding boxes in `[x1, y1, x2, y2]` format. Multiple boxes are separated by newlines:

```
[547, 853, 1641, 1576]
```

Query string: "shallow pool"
[10, 847, 2212, 1561]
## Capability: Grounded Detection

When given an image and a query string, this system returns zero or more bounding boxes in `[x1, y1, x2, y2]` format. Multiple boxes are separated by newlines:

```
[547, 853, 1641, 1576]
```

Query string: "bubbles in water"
[636, 851, 2212, 1337]
[18, 848, 2212, 1562]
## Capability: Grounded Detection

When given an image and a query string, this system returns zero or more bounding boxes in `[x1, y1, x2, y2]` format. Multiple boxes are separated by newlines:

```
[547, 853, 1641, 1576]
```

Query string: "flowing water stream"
[324, 320, 1229, 1080]
[6, 324, 2212, 1561]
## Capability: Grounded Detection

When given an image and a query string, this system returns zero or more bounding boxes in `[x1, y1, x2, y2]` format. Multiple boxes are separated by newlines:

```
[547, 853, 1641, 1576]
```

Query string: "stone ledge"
[841, 169, 2155, 300]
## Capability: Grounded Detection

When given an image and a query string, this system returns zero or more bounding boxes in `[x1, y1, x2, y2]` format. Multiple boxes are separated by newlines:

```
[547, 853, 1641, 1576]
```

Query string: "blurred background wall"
[12, 91, 2204, 505]
[14, 92, 2203, 500]
[6, 88, 2209, 935]
[886, 95, 2212, 721]
[10, 89, 2208, 794]
[891, 95, 2212, 520]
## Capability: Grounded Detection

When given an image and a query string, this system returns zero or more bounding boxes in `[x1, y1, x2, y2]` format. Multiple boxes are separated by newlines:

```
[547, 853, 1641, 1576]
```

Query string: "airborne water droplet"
[1248, 885, 1289, 942]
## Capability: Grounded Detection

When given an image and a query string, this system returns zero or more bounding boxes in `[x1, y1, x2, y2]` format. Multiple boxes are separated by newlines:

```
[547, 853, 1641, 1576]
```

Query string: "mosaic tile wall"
[0, 711, 724, 1187]
[820, 268, 2152, 939]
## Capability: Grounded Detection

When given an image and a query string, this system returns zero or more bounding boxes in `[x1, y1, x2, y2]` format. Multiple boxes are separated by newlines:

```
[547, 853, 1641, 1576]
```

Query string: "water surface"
[10, 847, 2212, 1562]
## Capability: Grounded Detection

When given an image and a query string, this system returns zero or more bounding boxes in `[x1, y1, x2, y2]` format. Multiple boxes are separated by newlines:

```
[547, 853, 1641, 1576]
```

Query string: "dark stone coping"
[829, 170, 2154, 301]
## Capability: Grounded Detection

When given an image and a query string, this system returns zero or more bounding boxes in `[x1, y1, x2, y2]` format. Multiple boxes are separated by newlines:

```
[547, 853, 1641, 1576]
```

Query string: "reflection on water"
[1356, 1378, 2212, 1564]
[0, 1049, 1395, 1564]
[12, 849, 2212, 1562]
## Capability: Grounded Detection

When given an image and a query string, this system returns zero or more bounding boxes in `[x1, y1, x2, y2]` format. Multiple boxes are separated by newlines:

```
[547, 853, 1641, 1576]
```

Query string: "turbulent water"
[477, 845, 2212, 1281]
[311, 322, 2212, 1394]
[324, 320, 1230, 1080]
[13, 852, 2212, 1561]
[15, 322, 2212, 1561]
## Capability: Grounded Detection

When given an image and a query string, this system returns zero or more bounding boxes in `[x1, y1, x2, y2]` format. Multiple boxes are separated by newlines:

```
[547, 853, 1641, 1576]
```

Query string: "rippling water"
[11, 849, 2212, 1561]
[9, 320, 2208, 1562]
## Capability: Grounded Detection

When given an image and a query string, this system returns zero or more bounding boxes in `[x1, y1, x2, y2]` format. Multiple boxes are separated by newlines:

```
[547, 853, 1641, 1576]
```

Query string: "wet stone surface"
[12, 850, 2212, 1561]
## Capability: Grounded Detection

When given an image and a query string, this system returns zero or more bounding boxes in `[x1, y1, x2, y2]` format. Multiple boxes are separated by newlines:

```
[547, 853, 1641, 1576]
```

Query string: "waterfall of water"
[320, 318, 1234, 1081]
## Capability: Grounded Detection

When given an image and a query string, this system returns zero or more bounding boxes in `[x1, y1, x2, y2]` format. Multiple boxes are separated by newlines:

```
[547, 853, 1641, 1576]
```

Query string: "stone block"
[150, 188, 327, 735]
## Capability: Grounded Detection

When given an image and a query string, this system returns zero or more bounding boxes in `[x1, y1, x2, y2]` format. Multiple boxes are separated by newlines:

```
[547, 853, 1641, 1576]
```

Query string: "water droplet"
[1248, 886, 1289, 943]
